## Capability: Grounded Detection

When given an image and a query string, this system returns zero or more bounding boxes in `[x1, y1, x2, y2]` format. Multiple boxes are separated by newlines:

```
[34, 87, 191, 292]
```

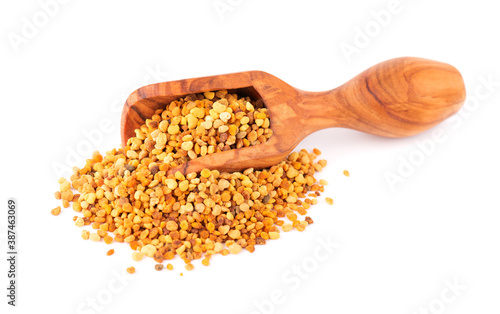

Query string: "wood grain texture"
[121, 57, 466, 174]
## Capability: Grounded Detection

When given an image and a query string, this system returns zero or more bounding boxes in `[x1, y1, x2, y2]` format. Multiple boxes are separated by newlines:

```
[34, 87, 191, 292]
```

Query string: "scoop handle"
[299, 57, 466, 137]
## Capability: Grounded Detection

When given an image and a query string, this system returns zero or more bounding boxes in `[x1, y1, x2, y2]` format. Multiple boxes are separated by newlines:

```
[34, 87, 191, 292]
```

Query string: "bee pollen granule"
[52, 90, 330, 270]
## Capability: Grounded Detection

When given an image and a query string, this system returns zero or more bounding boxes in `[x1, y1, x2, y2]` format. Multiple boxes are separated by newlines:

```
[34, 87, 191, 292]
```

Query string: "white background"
[1, 1, 499, 313]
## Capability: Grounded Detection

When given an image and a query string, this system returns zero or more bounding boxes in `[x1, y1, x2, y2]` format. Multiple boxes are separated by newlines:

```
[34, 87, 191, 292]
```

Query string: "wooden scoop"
[121, 57, 465, 174]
